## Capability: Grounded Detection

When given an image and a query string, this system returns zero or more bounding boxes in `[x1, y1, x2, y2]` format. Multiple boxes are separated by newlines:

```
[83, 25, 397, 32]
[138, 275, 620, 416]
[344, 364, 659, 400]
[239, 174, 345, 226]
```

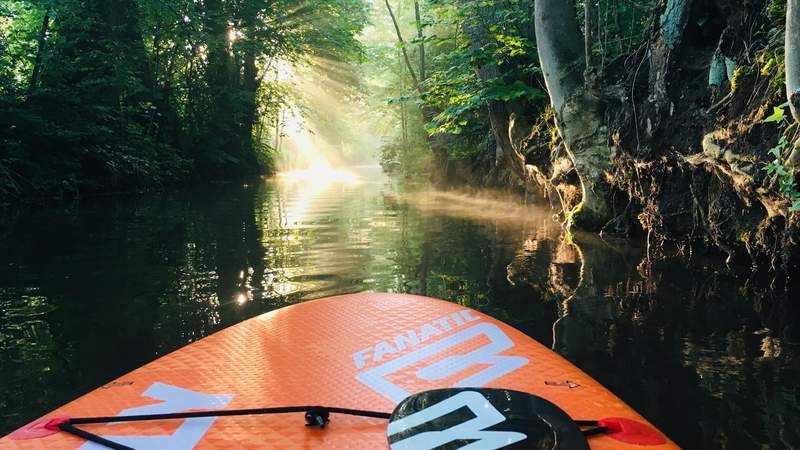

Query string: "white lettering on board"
[356, 321, 528, 402]
[352, 309, 482, 369]
[79, 382, 233, 450]
[387, 390, 527, 450]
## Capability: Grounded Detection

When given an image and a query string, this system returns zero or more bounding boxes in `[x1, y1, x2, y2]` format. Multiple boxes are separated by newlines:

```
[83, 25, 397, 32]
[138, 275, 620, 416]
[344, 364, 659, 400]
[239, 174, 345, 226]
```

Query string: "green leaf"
[790, 200, 800, 212]
[765, 163, 777, 175]
[763, 106, 786, 123]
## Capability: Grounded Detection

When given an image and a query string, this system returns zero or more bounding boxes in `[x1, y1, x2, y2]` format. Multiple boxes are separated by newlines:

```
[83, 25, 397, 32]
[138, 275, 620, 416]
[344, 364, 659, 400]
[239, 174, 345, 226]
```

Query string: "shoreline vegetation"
[374, 0, 800, 279]
[1, 0, 799, 279]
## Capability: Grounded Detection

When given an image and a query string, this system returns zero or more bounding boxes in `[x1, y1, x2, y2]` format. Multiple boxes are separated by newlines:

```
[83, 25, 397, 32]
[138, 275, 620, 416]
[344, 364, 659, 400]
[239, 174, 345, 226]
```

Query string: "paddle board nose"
[1, 293, 680, 449]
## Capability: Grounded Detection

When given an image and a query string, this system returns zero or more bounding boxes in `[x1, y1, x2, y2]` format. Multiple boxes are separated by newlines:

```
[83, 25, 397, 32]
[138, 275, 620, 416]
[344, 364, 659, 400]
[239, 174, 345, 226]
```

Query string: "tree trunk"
[613, 0, 623, 53]
[186, 43, 197, 140]
[241, 45, 259, 160]
[787, 0, 800, 122]
[535, 0, 614, 228]
[239, 4, 262, 165]
[202, 0, 241, 170]
[28, 6, 51, 96]
[414, 0, 426, 82]
[584, 0, 595, 82]
[384, 0, 420, 90]
[647, 0, 692, 124]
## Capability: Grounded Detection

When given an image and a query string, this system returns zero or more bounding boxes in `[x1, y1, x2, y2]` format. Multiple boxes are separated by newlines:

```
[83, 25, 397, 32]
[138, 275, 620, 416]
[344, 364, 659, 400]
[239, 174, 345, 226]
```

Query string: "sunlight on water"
[274, 164, 361, 232]
[276, 164, 360, 187]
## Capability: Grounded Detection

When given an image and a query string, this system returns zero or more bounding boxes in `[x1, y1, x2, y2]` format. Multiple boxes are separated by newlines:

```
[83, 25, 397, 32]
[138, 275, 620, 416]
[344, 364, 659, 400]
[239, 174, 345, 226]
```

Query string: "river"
[1, 165, 798, 449]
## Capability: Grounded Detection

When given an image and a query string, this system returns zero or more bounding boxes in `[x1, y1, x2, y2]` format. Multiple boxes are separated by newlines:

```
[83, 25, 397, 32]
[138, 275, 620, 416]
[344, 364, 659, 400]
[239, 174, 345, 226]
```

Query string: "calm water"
[1, 166, 799, 449]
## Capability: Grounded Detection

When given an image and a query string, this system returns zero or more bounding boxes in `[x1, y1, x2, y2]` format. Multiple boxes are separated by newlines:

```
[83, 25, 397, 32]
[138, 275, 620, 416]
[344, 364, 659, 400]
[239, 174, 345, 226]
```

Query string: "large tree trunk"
[787, 0, 800, 123]
[786, 0, 800, 173]
[535, 0, 614, 228]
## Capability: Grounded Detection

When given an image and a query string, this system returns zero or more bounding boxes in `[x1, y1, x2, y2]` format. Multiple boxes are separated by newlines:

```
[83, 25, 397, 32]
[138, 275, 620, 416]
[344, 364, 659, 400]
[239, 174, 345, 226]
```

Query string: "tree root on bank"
[684, 132, 792, 218]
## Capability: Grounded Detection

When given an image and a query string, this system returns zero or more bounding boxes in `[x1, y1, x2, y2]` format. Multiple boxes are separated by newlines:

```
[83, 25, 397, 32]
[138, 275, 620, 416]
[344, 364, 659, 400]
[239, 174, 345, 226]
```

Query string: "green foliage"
[761, 105, 800, 212]
[380, 139, 431, 175]
[764, 106, 787, 123]
[0, 1, 43, 96]
[419, 0, 544, 137]
[374, 0, 655, 176]
[758, 46, 786, 98]
[367, 0, 547, 168]
[767, 0, 787, 23]
[428, 77, 545, 135]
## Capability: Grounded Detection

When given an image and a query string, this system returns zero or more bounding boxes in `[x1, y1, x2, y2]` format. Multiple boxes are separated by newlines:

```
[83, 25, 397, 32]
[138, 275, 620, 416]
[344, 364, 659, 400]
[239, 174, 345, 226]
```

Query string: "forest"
[0, 0, 367, 196]
[2, 0, 799, 277]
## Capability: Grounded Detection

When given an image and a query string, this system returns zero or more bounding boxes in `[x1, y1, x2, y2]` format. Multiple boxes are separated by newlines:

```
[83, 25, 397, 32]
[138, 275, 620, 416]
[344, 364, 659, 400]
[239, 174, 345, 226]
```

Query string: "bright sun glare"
[271, 61, 360, 187]
[275, 106, 359, 186]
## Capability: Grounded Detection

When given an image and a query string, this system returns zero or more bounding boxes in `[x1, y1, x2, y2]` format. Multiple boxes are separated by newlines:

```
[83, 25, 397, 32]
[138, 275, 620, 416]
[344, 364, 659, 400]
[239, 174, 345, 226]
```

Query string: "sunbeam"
[270, 58, 375, 176]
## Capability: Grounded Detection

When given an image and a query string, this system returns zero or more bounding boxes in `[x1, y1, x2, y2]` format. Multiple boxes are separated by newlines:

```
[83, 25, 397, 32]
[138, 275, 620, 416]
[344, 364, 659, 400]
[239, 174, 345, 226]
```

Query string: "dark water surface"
[1, 166, 799, 449]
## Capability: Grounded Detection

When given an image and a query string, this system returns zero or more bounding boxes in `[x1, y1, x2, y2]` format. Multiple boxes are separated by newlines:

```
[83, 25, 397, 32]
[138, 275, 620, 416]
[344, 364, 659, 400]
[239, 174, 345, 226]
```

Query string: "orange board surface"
[1, 293, 680, 449]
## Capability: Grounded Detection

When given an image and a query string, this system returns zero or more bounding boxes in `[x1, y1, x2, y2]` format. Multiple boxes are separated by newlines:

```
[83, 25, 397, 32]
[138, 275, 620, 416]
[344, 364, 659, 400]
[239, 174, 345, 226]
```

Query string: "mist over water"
[398, 189, 560, 228]
[1, 166, 799, 449]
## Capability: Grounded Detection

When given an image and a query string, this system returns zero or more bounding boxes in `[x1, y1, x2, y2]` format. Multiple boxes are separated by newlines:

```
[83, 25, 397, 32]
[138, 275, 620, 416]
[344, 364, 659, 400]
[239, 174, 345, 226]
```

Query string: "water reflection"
[0, 165, 798, 449]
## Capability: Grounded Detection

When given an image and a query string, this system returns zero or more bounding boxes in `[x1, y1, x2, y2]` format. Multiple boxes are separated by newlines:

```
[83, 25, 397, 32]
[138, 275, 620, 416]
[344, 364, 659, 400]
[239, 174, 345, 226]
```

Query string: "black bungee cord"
[54, 405, 391, 450]
[53, 406, 610, 449]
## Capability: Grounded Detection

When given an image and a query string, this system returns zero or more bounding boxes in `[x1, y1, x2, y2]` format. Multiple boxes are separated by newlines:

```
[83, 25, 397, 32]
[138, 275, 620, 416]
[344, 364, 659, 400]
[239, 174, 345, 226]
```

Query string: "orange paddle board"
[1, 293, 680, 449]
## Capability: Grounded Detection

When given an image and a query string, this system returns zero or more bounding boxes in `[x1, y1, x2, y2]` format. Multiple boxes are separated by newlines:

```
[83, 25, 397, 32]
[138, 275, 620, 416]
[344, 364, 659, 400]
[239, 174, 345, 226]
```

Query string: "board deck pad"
[1, 293, 680, 449]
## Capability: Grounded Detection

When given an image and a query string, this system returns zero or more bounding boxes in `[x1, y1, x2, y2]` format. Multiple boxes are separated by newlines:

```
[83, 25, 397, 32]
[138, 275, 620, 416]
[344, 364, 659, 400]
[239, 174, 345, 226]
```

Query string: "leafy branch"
[762, 104, 800, 212]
